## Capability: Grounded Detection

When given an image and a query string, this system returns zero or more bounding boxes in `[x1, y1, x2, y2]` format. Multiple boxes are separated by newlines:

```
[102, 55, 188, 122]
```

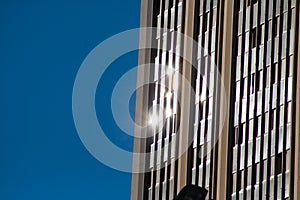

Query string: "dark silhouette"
[174, 185, 208, 200]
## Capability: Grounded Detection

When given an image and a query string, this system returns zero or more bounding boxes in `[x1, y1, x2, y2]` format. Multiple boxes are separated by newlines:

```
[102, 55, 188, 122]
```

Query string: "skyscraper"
[131, 0, 300, 199]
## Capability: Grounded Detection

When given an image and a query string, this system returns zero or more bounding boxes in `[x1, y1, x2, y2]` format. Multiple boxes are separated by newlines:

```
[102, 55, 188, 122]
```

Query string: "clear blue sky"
[0, 0, 140, 199]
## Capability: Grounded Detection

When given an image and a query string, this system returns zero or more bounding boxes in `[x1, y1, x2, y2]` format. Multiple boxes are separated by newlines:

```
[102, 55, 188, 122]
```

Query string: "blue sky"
[0, 0, 140, 199]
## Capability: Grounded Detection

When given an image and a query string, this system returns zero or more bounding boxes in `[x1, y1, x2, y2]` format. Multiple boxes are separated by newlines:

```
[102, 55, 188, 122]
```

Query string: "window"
[268, 21, 273, 39]
[255, 138, 261, 162]
[237, 172, 242, 192]
[287, 102, 292, 123]
[238, 11, 243, 35]
[242, 124, 246, 143]
[234, 102, 240, 126]
[241, 99, 247, 123]
[271, 64, 277, 85]
[233, 173, 237, 192]
[250, 28, 257, 49]
[266, 67, 271, 87]
[263, 159, 268, 180]
[239, 126, 244, 145]
[274, 17, 279, 36]
[236, 81, 241, 101]
[288, 10, 292, 30]
[287, 77, 293, 102]
[197, 147, 202, 165]
[177, 3, 183, 27]
[283, 12, 288, 31]
[260, 1, 266, 23]
[250, 74, 255, 93]
[203, 12, 208, 32]
[157, 15, 161, 38]
[249, 119, 254, 139]
[275, 0, 281, 16]
[258, 71, 263, 91]
[257, 91, 262, 116]
[257, 116, 262, 136]
[287, 57, 293, 77]
[234, 126, 240, 145]
[212, 8, 217, 27]
[164, 10, 168, 32]
[265, 113, 270, 132]
[276, 153, 283, 175]
[259, 25, 264, 45]
[170, 7, 175, 31]
[270, 110, 275, 131]
[247, 167, 252, 186]
[271, 156, 275, 176]
[243, 78, 248, 97]
[233, 147, 238, 172]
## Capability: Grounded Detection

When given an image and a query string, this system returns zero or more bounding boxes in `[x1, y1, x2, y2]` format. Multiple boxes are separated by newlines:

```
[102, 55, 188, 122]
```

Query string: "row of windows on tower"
[235, 66, 293, 101]
[233, 109, 291, 147]
[242, 0, 297, 12]
[246, 13, 292, 50]
[232, 152, 286, 193]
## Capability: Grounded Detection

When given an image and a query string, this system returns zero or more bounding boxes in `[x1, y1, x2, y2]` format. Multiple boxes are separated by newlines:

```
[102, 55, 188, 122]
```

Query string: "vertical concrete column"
[176, 0, 196, 194]
[130, 0, 154, 199]
[216, 0, 235, 200]
[293, 7, 300, 200]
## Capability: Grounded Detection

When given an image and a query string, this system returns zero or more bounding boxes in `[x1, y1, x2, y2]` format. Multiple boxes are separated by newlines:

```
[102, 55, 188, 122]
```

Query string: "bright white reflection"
[148, 117, 153, 125]
[165, 107, 172, 118]
[166, 65, 174, 77]
[149, 113, 160, 127]
[200, 93, 206, 102]
[149, 114, 155, 125]
[166, 92, 172, 99]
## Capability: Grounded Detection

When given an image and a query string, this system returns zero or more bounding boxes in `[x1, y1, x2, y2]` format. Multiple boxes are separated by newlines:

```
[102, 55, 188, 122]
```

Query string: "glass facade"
[188, 1, 221, 200]
[147, 0, 184, 199]
[134, 0, 299, 200]
[145, 0, 223, 199]
[229, 0, 297, 199]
